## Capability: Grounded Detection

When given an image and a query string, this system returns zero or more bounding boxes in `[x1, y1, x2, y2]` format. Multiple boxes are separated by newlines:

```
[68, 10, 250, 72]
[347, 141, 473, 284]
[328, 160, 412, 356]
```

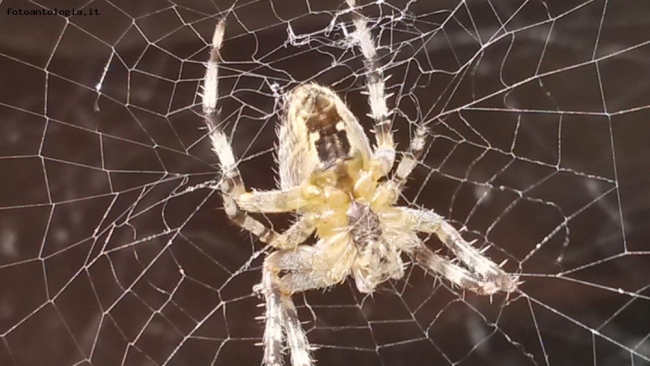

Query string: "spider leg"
[210, 128, 310, 213]
[257, 248, 320, 366]
[392, 125, 427, 188]
[259, 268, 286, 366]
[271, 215, 317, 249]
[346, 0, 395, 178]
[373, 125, 428, 204]
[223, 214, 314, 250]
[199, 20, 276, 243]
[258, 247, 344, 366]
[400, 207, 518, 293]
[281, 295, 311, 366]
[222, 191, 278, 244]
[413, 244, 508, 296]
[201, 20, 312, 243]
[202, 20, 225, 132]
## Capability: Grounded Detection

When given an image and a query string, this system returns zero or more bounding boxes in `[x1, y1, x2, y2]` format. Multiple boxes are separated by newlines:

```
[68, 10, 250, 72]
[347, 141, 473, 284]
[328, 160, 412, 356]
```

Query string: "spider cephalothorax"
[201, 1, 518, 365]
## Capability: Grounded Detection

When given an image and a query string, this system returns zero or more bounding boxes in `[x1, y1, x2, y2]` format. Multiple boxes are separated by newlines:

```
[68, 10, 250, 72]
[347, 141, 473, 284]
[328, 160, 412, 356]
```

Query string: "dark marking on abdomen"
[315, 129, 351, 166]
[302, 92, 352, 166]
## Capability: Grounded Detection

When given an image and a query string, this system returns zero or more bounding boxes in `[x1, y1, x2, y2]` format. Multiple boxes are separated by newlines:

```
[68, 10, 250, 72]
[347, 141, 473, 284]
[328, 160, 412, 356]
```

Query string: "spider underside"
[201, 2, 518, 365]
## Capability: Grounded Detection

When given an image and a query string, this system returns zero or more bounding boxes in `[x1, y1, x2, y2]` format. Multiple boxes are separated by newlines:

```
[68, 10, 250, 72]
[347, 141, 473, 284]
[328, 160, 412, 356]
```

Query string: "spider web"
[1, 0, 649, 365]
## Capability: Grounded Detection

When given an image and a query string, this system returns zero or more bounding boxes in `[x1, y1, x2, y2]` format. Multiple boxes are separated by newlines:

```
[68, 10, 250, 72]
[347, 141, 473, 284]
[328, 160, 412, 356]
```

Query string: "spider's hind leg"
[200, 21, 279, 244]
[346, 0, 395, 177]
[201, 21, 311, 244]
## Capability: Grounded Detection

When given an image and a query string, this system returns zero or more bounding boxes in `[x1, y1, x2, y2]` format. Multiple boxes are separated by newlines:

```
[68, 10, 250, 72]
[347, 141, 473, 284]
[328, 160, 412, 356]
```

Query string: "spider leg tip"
[212, 19, 226, 47]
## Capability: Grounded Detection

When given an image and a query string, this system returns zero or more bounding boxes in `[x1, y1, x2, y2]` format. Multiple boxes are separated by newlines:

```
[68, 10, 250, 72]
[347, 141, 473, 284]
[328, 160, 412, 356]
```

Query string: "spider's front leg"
[401, 207, 519, 294]
[412, 244, 508, 296]
[257, 247, 343, 366]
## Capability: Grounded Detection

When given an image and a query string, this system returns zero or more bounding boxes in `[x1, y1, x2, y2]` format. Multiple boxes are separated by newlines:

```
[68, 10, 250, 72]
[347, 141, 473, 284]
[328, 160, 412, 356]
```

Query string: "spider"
[201, 1, 518, 365]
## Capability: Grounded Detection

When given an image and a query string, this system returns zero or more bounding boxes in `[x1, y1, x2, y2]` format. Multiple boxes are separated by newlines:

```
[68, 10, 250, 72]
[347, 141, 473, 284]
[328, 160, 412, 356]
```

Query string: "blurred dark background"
[1, 0, 649, 365]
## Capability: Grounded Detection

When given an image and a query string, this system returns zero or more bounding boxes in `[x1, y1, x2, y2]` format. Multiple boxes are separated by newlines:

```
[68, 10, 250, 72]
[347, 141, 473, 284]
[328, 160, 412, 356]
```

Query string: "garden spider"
[201, 1, 518, 365]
